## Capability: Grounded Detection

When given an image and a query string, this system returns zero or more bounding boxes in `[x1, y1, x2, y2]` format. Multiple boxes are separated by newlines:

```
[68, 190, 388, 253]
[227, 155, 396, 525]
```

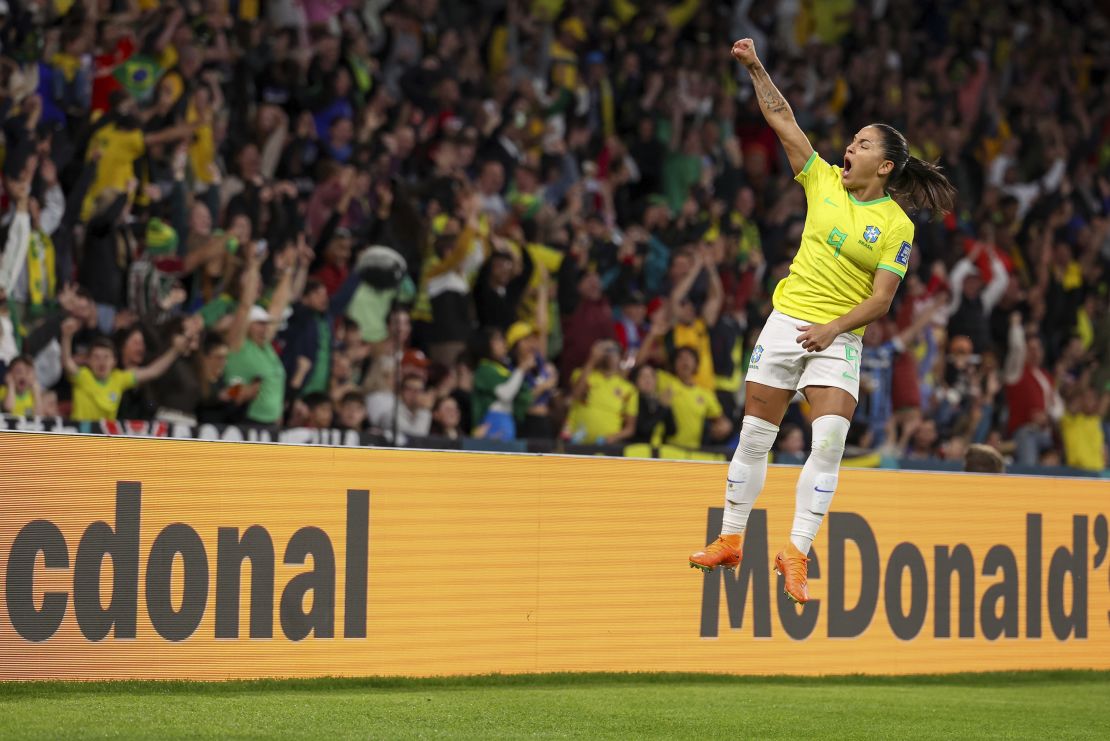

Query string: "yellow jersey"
[670, 319, 715, 391]
[567, 369, 638, 442]
[773, 152, 914, 336]
[0, 387, 35, 416]
[657, 371, 721, 450]
[83, 123, 145, 220]
[70, 367, 136, 422]
[1060, 413, 1106, 472]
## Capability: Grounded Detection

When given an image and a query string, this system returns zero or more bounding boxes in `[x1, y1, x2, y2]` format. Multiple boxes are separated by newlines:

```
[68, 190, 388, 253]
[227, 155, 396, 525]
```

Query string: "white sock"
[789, 414, 850, 553]
[721, 416, 780, 535]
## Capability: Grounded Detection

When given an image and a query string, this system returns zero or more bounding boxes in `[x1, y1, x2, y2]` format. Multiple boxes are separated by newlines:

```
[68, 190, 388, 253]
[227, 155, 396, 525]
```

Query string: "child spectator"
[60, 318, 184, 422]
[2, 355, 44, 416]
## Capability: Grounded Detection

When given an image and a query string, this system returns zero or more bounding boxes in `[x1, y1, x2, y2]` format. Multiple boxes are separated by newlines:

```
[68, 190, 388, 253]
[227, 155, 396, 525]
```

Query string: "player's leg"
[691, 311, 801, 573]
[689, 382, 794, 572]
[773, 384, 855, 602]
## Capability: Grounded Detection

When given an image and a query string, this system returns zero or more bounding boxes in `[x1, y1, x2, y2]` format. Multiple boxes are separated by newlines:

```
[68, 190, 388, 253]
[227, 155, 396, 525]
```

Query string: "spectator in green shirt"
[223, 246, 298, 426]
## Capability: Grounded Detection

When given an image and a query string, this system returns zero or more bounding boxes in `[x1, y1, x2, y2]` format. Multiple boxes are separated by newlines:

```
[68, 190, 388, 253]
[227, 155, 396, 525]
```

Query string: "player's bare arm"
[796, 270, 902, 353]
[731, 38, 814, 175]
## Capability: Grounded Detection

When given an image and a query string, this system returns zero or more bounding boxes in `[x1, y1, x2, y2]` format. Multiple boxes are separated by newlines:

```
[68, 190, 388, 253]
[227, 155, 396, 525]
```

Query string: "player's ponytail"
[870, 123, 957, 218]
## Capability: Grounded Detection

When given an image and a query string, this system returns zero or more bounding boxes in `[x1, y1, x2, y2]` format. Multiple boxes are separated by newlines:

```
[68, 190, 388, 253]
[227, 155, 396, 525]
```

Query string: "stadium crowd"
[0, 0, 1107, 473]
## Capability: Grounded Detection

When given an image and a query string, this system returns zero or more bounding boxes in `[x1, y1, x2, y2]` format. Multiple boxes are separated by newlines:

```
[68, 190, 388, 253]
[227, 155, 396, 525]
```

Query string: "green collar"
[847, 191, 892, 206]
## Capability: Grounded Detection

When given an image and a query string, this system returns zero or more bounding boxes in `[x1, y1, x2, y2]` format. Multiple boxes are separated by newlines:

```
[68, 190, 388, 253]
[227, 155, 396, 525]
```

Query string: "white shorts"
[745, 310, 863, 401]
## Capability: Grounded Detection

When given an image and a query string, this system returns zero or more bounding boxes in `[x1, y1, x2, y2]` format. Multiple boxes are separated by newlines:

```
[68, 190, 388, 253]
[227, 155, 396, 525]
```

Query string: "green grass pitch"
[1, 671, 1107, 739]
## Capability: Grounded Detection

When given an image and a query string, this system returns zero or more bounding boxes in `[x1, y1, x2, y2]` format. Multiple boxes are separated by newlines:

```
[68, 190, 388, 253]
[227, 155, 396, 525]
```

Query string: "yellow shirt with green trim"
[772, 151, 914, 336]
[567, 369, 638, 442]
[69, 367, 136, 422]
[657, 371, 721, 450]
[0, 387, 35, 416]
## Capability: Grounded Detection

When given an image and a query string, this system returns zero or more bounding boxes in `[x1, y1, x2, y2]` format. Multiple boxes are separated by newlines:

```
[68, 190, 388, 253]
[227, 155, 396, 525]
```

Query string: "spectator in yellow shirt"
[2, 356, 45, 417]
[60, 318, 185, 422]
[666, 246, 722, 392]
[657, 347, 732, 450]
[566, 339, 638, 445]
[1060, 388, 1108, 472]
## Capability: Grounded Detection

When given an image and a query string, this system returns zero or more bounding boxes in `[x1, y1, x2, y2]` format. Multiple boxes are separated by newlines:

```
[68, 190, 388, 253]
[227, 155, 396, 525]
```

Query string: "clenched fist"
[731, 38, 758, 67]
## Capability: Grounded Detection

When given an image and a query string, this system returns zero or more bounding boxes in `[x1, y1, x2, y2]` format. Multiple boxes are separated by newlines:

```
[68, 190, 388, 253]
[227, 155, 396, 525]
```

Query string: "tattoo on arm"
[748, 63, 790, 116]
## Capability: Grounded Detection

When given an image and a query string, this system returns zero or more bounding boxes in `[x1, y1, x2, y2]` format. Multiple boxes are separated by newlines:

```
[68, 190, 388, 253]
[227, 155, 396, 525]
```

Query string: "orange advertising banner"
[0, 431, 1108, 680]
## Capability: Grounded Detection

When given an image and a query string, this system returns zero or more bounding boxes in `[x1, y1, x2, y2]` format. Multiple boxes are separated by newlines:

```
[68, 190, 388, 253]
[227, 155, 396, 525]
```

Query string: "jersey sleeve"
[625, 386, 640, 419]
[704, 389, 722, 419]
[877, 221, 916, 279]
[793, 152, 840, 200]
[119, 370, 138, 392]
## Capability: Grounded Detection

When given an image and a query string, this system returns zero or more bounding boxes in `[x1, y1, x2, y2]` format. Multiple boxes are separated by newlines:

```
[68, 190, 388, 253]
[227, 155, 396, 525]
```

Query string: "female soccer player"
[689, 39, 956, 603]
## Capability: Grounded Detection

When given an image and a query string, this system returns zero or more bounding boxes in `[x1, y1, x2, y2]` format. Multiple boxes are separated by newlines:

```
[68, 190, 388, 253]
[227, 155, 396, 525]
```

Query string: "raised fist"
[731, 39, 758, 67]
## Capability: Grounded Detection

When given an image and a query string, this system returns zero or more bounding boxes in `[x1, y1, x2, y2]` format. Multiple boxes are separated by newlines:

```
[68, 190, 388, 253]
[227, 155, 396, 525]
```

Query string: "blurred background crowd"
[0, 0, 1107, 474]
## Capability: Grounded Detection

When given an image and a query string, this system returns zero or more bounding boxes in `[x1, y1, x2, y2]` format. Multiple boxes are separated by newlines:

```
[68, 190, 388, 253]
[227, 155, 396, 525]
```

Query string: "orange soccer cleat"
[689, 534, 742, 573]
[774, 542, 810, 603]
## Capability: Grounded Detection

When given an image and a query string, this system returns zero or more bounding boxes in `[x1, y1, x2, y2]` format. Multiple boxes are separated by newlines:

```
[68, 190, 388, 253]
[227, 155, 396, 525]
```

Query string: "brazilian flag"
[113, 55, 162, 104]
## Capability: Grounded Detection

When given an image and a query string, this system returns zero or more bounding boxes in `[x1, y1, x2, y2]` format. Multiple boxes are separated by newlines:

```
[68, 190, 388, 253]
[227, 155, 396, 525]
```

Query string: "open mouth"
[843, 154, 853, 177]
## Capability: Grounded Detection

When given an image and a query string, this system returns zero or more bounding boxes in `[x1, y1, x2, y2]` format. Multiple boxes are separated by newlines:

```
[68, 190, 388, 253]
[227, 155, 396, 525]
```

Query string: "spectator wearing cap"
[223, 248, 296, 425]
[506, 320, 559, 439]
[565, 339, 637, 445]
[656, 347, 730, 451]
[419, 197, 489, 366]
[471, 327, 532, 441]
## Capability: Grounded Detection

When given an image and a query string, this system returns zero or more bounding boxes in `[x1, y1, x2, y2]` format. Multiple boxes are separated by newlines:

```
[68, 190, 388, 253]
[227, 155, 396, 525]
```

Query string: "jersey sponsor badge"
[895, 241, 912, 266]
[863, 225, 881, 243]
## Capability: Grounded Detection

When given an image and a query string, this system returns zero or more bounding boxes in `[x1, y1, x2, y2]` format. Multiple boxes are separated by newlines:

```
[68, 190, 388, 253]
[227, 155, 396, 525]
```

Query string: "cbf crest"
[863, 225, 881, 243]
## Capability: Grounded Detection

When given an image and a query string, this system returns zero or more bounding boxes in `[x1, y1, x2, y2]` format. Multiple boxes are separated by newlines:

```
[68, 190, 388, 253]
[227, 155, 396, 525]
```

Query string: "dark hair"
[303, 392, 331, 409]
[672, 346, 699, 371]
[90, 338, 116, 355]
[9, 354, 34, 370]
[870, 123, 957, 218]
[202, 334, 228, 355]
[340, 391, 365, 406]
[470, 327, 503, 363]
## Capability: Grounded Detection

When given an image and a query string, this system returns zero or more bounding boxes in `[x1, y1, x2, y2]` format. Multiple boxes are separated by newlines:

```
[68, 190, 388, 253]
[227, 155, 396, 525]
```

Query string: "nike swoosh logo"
[824, 197, 838, 207]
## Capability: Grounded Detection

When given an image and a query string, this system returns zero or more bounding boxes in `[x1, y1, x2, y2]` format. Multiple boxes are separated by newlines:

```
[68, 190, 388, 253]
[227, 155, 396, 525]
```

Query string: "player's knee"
[809, 414, 849, 464]
[737, 415, 778, 459]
